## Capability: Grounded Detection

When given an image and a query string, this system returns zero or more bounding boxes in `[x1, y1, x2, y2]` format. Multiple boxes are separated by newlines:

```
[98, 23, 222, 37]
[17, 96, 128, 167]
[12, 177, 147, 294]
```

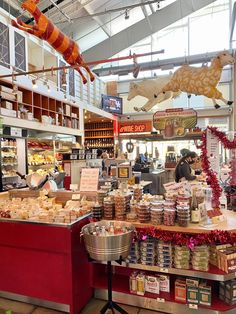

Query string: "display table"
[92, 211, 236, 314]
[0, 214, 92, 314]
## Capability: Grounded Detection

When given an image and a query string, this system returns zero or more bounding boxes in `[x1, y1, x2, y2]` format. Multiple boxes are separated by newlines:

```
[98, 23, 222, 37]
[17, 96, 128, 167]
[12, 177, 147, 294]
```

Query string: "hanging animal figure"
[155, 51, 235, 109]
[128, 74, 181, 112]
[11, 0, 94, 84]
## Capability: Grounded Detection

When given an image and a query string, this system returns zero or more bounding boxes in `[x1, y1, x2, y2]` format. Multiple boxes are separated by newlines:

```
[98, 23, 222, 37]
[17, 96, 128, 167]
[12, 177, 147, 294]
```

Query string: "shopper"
[174, 151, 198, 182]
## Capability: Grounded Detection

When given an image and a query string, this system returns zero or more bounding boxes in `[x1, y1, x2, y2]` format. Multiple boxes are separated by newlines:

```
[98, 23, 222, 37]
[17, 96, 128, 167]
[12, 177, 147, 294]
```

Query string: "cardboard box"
[145, 275, 159, 294]
[186, 278, 199, 287]
[0, 91, 16, 101]
[0, 85, 13, 94]
[175, 279, 186, 302]
[65, 105, 71, 116]
[199, 284, 211, 306]
[187, 286, 199, 304]
[0, 108, 17, 117]
[17, 91, 23, 103]
[158, 274, 170, 292]
[217, 246, 236, 273]
[1, 100, 13, 110]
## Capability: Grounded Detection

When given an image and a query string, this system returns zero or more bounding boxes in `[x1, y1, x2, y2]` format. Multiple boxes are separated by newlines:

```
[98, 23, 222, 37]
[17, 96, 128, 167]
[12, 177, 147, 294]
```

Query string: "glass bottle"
[191, 188, 200, 223]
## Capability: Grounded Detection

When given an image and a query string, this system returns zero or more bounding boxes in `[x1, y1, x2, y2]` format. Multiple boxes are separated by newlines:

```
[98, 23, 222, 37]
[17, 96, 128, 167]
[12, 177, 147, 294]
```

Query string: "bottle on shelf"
[191, 188, 200, 223]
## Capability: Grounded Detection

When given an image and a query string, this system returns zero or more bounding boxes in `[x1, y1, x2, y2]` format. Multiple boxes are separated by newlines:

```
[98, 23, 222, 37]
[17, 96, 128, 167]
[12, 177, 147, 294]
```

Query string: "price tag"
[160, 268, 169, 273]
[72, 194, 80, 200]
[156, 298, 165, 303]
[189, 304, 198, 309]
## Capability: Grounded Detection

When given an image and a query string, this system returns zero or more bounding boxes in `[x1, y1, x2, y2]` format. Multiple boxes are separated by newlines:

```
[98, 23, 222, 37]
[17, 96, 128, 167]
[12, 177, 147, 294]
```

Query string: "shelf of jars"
[84, 121, 114, 153]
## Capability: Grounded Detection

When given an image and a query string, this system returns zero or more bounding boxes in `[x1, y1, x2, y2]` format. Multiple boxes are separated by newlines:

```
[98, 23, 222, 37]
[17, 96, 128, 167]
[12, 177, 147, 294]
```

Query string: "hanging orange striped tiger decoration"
[11, 0, 95, 84]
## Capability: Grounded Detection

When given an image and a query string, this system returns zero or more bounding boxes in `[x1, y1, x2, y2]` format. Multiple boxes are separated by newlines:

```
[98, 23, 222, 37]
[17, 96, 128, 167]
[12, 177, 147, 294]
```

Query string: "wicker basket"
[81, 220, 134, 261]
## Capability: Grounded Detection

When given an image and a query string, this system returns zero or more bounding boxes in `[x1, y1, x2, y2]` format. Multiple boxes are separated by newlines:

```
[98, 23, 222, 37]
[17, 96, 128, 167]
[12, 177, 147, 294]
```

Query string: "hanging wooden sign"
[153, 108, 197, 139]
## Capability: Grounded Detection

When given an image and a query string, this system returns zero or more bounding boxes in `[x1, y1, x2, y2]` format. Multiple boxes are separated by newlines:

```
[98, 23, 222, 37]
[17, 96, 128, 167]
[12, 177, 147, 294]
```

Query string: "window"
[15, 32, 26, 71]
[69, 68, 75, 97]
[59, 60, 66, 92]
[0, 22, 10, 68]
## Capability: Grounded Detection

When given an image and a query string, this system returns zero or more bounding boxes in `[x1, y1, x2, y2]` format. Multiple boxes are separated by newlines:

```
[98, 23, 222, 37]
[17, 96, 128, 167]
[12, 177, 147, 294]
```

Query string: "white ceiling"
[7, 0, 217, 60]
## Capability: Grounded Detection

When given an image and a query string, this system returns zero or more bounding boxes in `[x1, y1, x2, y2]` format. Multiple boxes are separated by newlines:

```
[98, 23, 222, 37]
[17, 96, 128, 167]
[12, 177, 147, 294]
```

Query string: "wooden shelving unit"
[84, 121, 114, 154]
[0, 81, 80, 130]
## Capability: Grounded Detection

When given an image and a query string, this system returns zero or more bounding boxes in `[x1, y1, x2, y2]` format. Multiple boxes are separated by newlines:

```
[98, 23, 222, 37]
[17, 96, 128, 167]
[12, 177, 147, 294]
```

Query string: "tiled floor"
[0, 297, 165, 314]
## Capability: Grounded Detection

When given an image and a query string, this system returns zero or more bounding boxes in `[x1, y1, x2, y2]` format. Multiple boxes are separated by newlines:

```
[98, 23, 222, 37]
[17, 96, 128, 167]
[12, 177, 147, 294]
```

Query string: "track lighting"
[125, 9, 129, 20]
[32, 79, 37, 88]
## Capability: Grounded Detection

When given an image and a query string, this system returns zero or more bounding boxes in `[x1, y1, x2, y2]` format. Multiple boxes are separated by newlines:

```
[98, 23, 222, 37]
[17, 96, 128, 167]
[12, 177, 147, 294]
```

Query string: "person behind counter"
[174, 151, 199, 182]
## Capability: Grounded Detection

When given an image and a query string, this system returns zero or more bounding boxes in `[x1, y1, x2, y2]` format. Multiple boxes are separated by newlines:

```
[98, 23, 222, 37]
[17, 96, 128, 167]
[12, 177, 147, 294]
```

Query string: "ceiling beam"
[82, 0, 217, 62]
[141, 0, 153, 33]
[93, 50, 223, 76]
[82, 5, 111, 37]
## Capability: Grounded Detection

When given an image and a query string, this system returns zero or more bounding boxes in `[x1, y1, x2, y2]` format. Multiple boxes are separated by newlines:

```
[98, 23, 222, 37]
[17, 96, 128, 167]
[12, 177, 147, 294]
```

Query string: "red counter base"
[0, 217, 93, 314]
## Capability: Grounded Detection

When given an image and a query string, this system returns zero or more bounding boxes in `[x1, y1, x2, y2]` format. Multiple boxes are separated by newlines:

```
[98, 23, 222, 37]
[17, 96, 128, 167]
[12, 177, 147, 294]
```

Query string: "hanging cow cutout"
[12, 0, 94, 84]
[127, 74, 181, 112]
[155, 51, 235, 109]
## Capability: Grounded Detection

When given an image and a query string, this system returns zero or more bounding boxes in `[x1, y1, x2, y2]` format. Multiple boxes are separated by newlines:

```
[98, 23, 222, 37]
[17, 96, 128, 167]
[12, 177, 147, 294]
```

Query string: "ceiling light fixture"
[32, 79, 37, 88]
[125, 9, 129, 20]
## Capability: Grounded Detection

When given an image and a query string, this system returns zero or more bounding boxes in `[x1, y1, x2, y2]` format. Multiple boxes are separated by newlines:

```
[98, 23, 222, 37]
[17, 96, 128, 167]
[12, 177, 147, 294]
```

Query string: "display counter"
[92, 212, 236, 314]
[0, 214, 92, 314]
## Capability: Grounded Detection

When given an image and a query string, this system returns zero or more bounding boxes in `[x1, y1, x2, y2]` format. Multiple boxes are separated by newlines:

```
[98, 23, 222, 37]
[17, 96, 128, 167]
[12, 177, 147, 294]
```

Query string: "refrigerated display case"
[1, 136, 27, 191]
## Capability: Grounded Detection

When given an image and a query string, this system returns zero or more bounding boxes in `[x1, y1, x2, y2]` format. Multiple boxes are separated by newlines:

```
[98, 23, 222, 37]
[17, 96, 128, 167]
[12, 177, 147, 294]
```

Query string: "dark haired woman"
[174, 151, 198, 183]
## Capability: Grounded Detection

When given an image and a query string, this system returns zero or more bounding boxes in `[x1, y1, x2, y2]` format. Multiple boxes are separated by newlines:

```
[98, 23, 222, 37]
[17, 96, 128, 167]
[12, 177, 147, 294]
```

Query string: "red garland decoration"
[201, 127, 236, 208]
[135, 228, 236, 248]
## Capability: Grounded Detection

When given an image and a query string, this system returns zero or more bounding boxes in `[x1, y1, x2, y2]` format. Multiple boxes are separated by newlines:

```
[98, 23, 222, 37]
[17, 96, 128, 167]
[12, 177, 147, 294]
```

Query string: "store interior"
[0, 1, 236, 314]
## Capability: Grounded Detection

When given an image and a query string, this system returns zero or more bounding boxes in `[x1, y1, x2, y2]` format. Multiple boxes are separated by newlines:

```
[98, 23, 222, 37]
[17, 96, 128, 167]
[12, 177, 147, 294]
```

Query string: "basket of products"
[81, 220, 134, 261]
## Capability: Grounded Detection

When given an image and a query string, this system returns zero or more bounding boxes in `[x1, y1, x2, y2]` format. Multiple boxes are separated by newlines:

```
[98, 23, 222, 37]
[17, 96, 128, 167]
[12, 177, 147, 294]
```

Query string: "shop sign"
[80, 168, 99, 192]
[119, 121, 152, 133]
[153, 108, 197, 139]
[10, 127, 22, 137]
[206, 129, 220, 178]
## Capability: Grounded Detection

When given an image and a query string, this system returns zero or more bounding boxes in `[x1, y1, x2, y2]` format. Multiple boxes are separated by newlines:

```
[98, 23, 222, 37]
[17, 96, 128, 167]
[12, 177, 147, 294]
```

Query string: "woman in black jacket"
[174, 151, 198, 183]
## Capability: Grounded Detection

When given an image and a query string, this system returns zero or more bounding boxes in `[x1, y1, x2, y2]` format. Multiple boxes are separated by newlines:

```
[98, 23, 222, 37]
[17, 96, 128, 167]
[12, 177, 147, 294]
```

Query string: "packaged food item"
[199, 283, 211, 306]
[175, 278, 186, 302]
[158, 274, 170, 292]
[187, 285, 199, 304]
[191, 245, 209, 271]
[136, 272, 145, 296]
[129, 271, 138, 294]
[145, 275, 159, 294]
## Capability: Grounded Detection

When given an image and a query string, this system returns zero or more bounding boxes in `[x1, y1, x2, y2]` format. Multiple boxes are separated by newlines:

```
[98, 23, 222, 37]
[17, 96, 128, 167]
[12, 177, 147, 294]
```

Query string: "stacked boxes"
[140, 238, 156, 266]
[219, 280, 236, 305]
[157, 241, 173, 268]
[191, 245, 209, 271]
[174, 246, 190, 269]
[127, 242, 140, 264]
[175, 277, 211, 306]
[216, 246, 236, 273]
[210, 244, 232, 266]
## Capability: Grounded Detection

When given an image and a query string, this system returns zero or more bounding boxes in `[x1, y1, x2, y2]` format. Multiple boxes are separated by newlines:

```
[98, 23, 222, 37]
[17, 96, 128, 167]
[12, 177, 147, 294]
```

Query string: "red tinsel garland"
[135, 228, 236, 248]
[201, 127, 236, 208]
